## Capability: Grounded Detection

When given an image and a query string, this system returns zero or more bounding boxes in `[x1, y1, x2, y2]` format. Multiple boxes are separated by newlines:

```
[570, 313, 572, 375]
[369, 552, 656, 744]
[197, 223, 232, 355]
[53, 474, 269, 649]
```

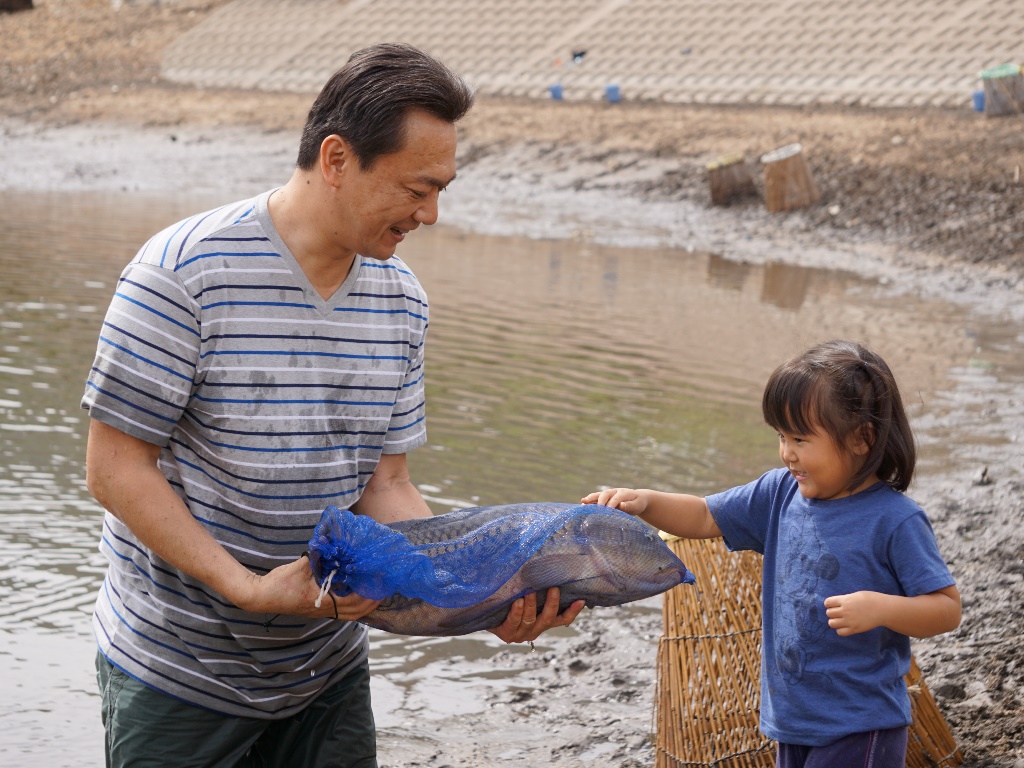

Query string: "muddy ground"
[2, 2, 1023, 767]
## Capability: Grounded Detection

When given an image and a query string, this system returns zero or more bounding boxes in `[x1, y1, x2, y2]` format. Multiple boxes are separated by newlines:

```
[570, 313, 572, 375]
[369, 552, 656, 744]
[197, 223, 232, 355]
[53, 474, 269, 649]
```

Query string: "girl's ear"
[849, 423, 874, 456]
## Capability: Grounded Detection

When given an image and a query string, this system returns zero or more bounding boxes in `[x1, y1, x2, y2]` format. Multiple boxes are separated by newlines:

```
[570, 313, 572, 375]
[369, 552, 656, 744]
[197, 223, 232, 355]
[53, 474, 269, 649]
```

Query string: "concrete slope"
[162, 0, 1024, 108]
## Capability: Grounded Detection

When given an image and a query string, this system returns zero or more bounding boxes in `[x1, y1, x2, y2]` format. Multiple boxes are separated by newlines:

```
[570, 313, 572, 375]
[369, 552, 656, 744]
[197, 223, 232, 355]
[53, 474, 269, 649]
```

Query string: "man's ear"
[319, 135, 353, 188]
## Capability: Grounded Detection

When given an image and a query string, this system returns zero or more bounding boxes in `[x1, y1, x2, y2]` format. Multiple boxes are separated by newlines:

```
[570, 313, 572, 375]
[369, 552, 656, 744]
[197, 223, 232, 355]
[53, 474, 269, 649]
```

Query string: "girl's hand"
[826, 586, 961, 638]
[824, 591, 884, 636]
[581, 488, 650, 516]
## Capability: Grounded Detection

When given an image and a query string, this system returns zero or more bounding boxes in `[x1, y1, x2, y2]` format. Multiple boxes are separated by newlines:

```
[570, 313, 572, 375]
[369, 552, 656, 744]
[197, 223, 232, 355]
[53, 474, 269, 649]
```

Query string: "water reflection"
[706, 252, 752, 292]
[761, 261, 813, 310]
[0, 189, 1017, 765]
[709, 254, 817, 310]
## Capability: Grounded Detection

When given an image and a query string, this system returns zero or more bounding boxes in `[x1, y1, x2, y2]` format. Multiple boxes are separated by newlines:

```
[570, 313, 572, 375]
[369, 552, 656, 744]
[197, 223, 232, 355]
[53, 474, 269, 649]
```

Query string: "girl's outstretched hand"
[581, 488, 650, 516]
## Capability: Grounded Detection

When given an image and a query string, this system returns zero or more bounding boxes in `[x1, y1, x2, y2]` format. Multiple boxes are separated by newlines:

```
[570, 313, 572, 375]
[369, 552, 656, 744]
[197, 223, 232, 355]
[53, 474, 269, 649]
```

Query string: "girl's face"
[777, 423, 876, 501]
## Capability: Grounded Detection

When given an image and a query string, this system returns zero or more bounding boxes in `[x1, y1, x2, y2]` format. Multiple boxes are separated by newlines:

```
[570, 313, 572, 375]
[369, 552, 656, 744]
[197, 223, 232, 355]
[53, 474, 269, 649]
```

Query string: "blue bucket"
[972, 90, 985, 112]
[605, 83, 621, 104]
[549, 83, 564, 100]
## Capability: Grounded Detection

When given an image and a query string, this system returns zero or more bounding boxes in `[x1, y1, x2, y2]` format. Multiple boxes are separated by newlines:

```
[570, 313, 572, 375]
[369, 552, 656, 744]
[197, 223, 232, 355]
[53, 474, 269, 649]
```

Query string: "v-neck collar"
[255, 189, 363, 317]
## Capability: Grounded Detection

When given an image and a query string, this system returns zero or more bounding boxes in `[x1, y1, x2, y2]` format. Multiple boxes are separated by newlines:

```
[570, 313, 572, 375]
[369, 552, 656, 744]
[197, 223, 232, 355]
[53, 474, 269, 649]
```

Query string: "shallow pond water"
[1, 190, 1021, 764]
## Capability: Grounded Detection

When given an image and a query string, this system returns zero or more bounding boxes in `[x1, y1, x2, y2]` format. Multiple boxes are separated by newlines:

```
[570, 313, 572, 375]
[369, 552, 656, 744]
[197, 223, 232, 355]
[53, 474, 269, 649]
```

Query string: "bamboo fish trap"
[654, 536, 963, 768]
[905, 657, 965, 768]
[655, 537, 772, 767]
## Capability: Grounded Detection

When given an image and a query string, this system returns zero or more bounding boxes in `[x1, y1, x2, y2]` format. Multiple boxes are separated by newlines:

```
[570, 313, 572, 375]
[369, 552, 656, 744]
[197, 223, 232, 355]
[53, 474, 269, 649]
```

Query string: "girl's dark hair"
[296, 42, 475, 171]
[762, 339, 916, 493]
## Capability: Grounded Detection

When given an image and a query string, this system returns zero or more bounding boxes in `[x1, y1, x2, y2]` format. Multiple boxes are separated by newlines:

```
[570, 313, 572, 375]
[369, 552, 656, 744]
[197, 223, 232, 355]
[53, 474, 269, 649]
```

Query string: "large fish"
[307, 502, 694, 637]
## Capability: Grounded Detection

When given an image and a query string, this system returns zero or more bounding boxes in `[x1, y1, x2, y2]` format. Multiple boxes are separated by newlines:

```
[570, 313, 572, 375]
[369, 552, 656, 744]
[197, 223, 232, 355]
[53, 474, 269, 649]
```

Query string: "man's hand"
[489, 587, 586, 644]
[240, 555, 381, 621]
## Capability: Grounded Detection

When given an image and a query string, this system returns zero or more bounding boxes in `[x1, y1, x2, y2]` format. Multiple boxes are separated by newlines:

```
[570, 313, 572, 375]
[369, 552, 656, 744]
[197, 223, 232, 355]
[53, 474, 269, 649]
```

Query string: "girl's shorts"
[777, 726, 908, 768]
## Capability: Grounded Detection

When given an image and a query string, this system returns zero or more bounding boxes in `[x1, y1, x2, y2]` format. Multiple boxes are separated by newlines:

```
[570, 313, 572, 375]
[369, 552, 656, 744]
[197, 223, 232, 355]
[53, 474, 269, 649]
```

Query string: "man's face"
[336, 109, 458, 261]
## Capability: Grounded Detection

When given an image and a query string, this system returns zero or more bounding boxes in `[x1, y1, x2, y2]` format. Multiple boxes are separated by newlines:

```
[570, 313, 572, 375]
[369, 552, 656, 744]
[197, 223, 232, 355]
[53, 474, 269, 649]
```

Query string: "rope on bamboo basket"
[654, 741, 774, 767]
[928, 750, 967, 767]
[660, 628, 761, 641]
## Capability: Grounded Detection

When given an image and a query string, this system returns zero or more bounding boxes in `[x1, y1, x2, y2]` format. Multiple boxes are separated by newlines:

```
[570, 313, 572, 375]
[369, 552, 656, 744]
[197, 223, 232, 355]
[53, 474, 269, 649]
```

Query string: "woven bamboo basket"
[905, 657, 965, 768]
[655, 537, 963, 768]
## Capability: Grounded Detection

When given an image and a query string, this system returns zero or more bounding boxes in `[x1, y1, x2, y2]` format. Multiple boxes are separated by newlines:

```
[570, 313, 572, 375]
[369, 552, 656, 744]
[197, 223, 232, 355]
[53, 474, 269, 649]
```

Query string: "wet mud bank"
[1, 112, 1021, 766]
[2, 3, 1023, 761]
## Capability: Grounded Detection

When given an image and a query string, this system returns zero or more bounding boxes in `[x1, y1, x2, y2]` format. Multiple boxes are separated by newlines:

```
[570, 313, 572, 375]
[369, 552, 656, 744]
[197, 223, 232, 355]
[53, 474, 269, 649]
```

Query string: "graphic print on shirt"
[773, 508, 841, 688]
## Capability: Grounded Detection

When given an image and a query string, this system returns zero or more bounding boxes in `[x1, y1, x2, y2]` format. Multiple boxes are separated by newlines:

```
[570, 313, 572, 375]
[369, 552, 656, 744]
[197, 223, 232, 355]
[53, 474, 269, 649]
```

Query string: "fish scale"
[308, 502, 695, 637]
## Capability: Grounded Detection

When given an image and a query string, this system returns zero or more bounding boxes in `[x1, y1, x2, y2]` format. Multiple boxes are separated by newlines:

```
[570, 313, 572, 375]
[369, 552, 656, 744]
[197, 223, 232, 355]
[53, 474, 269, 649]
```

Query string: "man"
[83, 43, 584, 767]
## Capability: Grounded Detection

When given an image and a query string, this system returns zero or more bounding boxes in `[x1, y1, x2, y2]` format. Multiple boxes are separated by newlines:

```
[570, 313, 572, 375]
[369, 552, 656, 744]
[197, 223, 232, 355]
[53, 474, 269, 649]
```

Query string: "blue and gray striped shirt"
[82, 190, 429, 717]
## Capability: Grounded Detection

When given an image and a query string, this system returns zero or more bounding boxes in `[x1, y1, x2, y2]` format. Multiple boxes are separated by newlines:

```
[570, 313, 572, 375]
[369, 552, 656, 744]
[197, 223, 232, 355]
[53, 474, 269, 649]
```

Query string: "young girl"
[583, 339, 961, 768]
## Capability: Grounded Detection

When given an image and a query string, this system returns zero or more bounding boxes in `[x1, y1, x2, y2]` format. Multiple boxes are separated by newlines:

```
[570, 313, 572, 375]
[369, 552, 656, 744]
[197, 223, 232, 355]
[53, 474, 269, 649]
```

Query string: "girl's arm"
[823, 584, 961, 638]
[581, 488, 723, 539]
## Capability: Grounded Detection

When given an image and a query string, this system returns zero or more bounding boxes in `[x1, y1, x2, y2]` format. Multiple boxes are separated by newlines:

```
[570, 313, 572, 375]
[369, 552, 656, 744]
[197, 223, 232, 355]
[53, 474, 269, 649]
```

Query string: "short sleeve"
[381, 304, 428, 455]
[888, 513, 956, 597]
[706, 470, 789, 553]
[81, 262, 200, 446]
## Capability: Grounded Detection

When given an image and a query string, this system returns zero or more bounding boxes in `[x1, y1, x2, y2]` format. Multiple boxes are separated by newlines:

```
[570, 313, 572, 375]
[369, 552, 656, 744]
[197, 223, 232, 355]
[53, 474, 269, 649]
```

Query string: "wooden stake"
[982, 68, 1024, 117]
[707, 153, 758, 207]
[760, 143, 820, 212]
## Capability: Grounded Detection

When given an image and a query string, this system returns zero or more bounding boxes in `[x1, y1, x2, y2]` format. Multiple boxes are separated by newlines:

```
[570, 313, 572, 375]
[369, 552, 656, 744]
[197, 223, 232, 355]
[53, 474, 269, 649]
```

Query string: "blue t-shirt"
[707, 468, 955, 746]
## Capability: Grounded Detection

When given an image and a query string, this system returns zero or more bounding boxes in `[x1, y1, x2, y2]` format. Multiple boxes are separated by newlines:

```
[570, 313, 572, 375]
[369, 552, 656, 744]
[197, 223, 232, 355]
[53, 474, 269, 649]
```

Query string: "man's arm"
[86, 419, 376, 620]
[349, 452, 433, 523]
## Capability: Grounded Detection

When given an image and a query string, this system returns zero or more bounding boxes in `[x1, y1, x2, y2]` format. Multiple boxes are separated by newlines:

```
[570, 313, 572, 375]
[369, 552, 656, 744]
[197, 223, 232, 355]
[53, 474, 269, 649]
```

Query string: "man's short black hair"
[296, 42, 475, 171]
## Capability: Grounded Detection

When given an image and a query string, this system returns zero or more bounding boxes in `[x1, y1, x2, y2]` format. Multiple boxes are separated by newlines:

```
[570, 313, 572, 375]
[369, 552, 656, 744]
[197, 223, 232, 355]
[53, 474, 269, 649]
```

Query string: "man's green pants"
[96, 652, 377, 768]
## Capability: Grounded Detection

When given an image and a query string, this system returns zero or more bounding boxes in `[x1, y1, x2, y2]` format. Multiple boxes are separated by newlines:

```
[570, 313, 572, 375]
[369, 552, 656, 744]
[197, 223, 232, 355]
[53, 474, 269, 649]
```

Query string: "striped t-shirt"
[81, 190, 429, 718]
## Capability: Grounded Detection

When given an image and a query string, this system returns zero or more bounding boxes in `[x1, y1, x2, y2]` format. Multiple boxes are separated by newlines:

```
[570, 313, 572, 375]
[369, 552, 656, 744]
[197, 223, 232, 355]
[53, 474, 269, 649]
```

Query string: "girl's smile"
[778, 427, 877, 501]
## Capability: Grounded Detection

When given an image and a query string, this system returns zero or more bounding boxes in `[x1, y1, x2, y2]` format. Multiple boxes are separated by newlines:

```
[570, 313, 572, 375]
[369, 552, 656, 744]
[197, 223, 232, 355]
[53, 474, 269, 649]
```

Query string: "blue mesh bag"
[307, 502, 695, 637]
